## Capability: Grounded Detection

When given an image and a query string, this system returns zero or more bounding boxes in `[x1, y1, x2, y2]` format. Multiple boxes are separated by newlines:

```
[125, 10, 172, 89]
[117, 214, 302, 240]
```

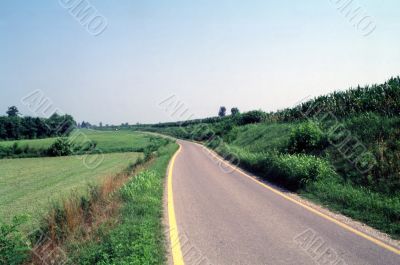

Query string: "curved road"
[167, 140, 400, 265]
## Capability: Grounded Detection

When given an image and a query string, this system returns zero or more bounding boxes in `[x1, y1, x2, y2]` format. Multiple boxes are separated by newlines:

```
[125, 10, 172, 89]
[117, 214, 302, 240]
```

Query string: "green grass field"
[0, 129, 152, 153]
[0, 152, 141, 226]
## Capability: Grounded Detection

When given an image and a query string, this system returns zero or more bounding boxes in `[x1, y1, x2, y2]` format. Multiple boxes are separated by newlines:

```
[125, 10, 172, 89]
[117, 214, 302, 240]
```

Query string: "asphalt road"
[168, 140, 400, 265]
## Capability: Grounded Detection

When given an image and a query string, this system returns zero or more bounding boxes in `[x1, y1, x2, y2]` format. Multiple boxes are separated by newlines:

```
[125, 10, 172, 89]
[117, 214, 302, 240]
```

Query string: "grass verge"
[211, 142, 400, 239]
[66, 142, 178, 264]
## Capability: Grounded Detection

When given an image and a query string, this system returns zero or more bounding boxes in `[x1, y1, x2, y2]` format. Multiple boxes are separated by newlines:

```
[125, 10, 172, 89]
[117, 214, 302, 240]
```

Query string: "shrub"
[47, 138, 74, 156]
[269, 153, 338, 190]
[288, 121, 327, 154]
[0, 216, 30, 265]
[0, 143, 48, 159]
[237, 110, 267, 125]
[11, 143, 22, 155]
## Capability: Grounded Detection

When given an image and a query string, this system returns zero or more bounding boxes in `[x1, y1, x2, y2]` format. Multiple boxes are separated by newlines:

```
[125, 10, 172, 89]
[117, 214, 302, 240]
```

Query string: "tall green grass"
[216, 143, 338, 191]
[303, 180, 400, 238]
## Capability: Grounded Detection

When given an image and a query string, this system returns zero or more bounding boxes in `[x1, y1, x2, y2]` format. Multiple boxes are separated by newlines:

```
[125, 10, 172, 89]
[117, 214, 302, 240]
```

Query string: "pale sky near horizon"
[1, 0, 399, 124]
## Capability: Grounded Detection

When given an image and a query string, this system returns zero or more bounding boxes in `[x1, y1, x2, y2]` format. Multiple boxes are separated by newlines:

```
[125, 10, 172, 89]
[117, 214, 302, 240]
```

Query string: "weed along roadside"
[29, 155, 152, 265]
[66, 142, 179, 264]
[0, 134, 178, 265]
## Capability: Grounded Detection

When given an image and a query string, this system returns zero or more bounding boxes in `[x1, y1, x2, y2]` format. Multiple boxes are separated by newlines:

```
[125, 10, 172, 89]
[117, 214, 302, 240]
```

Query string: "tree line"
[0, 106, 76, 140]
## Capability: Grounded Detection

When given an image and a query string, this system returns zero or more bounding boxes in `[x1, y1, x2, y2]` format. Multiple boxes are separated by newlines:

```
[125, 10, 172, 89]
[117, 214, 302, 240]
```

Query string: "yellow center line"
[194, 142, 400, 256]
[168, 145, 185, 265]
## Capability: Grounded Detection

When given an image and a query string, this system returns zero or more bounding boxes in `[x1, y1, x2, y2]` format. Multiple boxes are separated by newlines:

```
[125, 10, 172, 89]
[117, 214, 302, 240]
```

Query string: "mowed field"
[0, 129, 152, 152]
[0, 152, 141, 226]
[0, 130, 158, 228]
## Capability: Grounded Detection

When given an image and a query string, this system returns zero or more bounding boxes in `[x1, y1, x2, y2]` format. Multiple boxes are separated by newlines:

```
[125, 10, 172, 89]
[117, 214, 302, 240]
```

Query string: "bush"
[288, 121, 327, 154]
[47, 138, 74, 156]
[0, 216, 30, 265]
[237, 110, 267, 125]
[269, 153, 338, 190]
[0, 143, 48, 159]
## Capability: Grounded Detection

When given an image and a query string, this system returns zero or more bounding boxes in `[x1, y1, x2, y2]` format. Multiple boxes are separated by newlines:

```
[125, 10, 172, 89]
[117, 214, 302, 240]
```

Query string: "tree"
[231, 107, 240, 116]
[81, 121, 91, 129]
[21, 117, 37, 139]
[218, 106, 226, 117]
[0, 112, 75, 140]
[56, 114, 75, 135]
[34, 117, 49, 138]
[6, 106, 19, 117]
[4, 117, 22, 139]
[0, 117, 7, 139]
[99, 122, 103, 128]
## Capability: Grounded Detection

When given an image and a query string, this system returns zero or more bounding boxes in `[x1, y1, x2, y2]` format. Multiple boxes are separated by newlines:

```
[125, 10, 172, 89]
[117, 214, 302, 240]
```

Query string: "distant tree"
[21, 117, 37, 139]
[81, 121, 91, 129]
[231, 107, 240, 116]
[47, 113, 61, 133]
[99, 122, 103, 128]
[6, 106, 19, 117]
[4, 117, 22, 139]
[218, 106, 226, 117]
[34, 117, 49, 137]
[0, 117, 6, 139]
[56, 114, 75, 135]
[0, 111, 75, 140]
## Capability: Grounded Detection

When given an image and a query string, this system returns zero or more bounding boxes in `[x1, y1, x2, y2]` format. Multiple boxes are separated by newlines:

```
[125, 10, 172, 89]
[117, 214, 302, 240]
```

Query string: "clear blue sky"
[1, 0, 399, 124]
